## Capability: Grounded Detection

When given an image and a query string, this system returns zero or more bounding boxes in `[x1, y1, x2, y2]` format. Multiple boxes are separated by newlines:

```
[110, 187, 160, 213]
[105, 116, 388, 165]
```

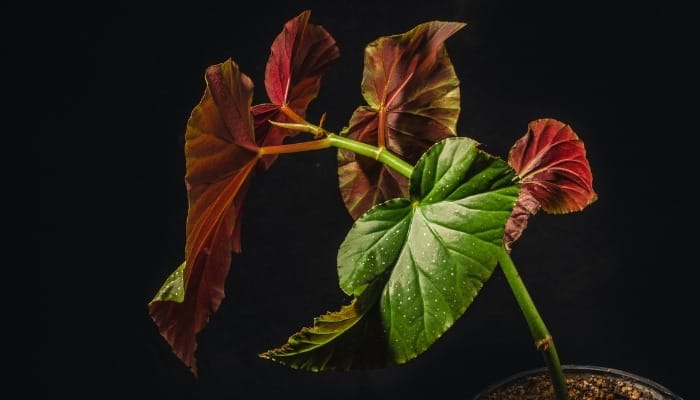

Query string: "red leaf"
[504, 118, 598, 249]
[149, 59, 260, 376]
[150, 11, 339, 376]
[338, 21, 465, 219]
[252, 10, 340, 170]
[263, 10, 340, 109]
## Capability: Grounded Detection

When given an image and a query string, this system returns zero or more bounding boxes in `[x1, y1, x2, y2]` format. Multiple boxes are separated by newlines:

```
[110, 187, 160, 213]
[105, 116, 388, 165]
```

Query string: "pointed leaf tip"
[260, 289, 391, 371]
[150, 261, 186, 304]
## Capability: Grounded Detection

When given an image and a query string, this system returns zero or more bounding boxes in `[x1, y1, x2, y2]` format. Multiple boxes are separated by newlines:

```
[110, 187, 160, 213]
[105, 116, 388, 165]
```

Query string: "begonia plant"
[148, 10, 597, 400]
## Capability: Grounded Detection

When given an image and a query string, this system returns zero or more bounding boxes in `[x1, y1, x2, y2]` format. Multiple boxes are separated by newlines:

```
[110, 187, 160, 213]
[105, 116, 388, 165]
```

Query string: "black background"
[40, 1, 695, 399]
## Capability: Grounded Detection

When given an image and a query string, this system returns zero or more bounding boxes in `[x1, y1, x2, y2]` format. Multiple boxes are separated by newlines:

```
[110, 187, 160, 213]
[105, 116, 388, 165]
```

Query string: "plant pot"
[472, 365, 683, 400]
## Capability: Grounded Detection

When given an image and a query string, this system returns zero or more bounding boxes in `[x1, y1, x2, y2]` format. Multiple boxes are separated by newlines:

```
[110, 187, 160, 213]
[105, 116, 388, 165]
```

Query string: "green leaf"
[150, 261, 186, 303]
[264, 137, 520, 370]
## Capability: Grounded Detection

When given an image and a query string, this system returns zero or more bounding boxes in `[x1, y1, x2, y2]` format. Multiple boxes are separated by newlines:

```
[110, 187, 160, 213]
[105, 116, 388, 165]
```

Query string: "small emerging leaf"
[338, 20, 466, 220]
[504, 118, 597, 249]
[265, 137, 520, 370]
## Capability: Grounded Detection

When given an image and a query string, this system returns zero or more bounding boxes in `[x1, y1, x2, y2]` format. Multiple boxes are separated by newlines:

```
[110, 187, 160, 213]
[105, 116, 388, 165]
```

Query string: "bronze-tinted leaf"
[338, 20, 465, 219]
[252, 10, 340, 170]
[149, 59, 260, 376]
[504, 118, 597, 249]
[260, 283, 391, 371]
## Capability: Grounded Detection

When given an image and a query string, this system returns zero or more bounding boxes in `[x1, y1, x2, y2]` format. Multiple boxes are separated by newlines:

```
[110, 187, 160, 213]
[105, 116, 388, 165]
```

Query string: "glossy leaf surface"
[263, 137, 519, 370]
[504, 118, 597, 249]
[252, 9, 340, 170]
[338, 21, 465, 219]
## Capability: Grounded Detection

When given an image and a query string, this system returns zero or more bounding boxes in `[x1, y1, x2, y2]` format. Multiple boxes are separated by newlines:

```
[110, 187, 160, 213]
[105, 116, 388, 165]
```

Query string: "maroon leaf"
[251, 9, 340, 170]
[148, 59, 260, 376]
[504, 118, 598, 249]
[338, 20, 465, 219]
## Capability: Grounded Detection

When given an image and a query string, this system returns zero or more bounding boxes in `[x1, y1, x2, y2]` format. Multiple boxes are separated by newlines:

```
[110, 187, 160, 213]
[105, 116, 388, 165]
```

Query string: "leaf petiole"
[328, 135, 413, 178]
[259, 124, 414, 179]
[497, 247, 570, 400]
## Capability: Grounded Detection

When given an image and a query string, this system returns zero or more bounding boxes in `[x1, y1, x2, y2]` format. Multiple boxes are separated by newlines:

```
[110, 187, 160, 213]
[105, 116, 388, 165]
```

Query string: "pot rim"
[472, 364, 683, 400]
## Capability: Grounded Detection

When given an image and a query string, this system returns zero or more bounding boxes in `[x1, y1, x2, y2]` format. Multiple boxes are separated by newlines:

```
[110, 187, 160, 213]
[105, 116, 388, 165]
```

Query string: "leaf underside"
[262, 137, 520, 370]
[148, 58, 259, 377]
[149, 10, 340, 377]
[252, 9, 340, 170]
[504, 118, 598, 249]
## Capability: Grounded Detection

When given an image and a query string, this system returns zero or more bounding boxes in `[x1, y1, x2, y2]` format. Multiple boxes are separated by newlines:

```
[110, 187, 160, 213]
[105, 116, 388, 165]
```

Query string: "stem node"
[536, 334, 553, 352]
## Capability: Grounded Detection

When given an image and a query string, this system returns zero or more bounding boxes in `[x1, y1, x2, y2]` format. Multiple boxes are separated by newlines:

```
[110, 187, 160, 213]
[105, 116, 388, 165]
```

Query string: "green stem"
[259, 132, 414, 179]
[327, 134, 413, 178]
[258, 137, 333, 155]
[497, 247, 569, 400]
